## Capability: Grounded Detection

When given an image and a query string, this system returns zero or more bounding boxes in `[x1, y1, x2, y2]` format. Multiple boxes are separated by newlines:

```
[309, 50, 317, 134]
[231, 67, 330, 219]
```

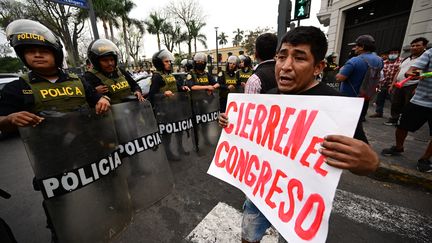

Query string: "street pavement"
[1, 100, 431, 242]
[363, 102, 432, 191]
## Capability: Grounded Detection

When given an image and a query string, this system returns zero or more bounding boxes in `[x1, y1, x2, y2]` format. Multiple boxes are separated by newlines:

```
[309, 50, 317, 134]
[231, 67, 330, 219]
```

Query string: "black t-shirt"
[0, 71, 101, 116]
[266, 82, 368, 143]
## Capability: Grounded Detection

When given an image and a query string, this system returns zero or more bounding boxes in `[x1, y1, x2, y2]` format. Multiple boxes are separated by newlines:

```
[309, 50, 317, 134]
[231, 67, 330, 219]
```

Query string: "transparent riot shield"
[19, 110, 132, 243]
[111, 100, 174, 212]
[152, 92, 194, 163]
[190, 90, 222, 154]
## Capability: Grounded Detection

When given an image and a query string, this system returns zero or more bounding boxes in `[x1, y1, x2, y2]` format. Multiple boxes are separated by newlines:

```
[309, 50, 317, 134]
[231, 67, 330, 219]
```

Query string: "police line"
[37, 132, 162, 199]
[157, 111, 220, 134]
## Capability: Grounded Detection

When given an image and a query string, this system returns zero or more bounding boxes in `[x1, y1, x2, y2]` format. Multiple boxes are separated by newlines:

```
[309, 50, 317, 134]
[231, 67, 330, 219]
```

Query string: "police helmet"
[152, 49, 174, 71]
[239, 55, 252, 67]
[193, 53, 207, 71]
[87, 39, 120, 71]
[181, 58, 194, 71]
[227, 55, 239, 65]
[6, 19, 64, 68]
[226, 55, 239, 71]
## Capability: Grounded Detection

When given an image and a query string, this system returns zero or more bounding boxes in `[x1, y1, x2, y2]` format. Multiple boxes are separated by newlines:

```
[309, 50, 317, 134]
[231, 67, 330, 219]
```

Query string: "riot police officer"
[149, 50, 190, 160]
[180, 58, 194, 73]
[149, 50, 189, 102]
[238, 54, 253, 85]
[186, 52, 220, 90]
[85, 39, 144, 104]
[218, 55, 241, 112]
[0, 19, 110, 134]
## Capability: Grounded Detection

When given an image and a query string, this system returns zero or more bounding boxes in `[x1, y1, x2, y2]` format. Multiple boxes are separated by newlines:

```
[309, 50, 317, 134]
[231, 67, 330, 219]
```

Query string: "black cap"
[348, 35, 375, 47]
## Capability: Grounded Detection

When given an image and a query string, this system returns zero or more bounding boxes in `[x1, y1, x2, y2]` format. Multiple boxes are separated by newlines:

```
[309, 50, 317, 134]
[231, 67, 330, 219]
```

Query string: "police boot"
[166, 151, 180, 161]
[178, 147, 190, 155]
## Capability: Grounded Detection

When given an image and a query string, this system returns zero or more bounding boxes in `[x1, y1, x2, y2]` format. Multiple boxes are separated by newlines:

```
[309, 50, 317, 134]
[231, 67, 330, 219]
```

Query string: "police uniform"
[0, 71, 101, 116]
[186, 70, 217, 87]
[238, 68, 254, 83]
[84, 68, 140, 104]
[218, 70, 241, 112]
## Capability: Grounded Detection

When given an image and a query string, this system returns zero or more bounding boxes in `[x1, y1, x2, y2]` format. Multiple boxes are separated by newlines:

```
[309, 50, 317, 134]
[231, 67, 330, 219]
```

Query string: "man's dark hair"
[255, 33, 278, 61]
[279, 26, 327, 64]
[411, 37, 429, 46]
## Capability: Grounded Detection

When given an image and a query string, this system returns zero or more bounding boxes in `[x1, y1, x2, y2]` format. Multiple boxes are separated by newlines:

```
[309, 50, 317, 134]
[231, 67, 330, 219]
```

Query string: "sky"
[129, 0, 327, 58]
[0, 0, 327, 60]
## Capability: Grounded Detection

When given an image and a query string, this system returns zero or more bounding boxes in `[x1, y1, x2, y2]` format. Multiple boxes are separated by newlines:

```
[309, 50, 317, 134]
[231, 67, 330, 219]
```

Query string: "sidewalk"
[363, 102, 432, 191]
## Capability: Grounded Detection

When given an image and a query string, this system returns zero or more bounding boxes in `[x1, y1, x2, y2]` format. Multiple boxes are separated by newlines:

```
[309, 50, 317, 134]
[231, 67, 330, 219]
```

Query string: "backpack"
[349, 56, 382, 100]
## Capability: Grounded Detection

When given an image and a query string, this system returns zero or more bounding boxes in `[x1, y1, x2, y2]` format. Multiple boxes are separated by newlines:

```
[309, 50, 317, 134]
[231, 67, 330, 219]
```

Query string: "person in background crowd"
[370, 47, 401, 118]
[220, 26, 378, 243]
[385, 37, 429, 126]
[336, 34, 383, 122]
[382, 47, 432, 173]
[244, 33, 278, 94]
[322, 52, 340, 89]
[84, 39, 144, 104]
[218, 55, 241, 112]
[238, 54, 254, 86]
[181, 58, 194, 73]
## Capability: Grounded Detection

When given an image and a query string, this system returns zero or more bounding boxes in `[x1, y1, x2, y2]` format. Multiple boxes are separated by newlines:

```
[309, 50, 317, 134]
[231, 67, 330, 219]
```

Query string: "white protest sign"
[207, 93, 363, 243]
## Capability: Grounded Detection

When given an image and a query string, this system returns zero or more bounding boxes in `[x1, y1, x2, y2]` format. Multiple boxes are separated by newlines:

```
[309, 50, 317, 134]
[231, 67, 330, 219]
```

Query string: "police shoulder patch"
[186, 74, 192, 80]
[218, 72, 223, 77]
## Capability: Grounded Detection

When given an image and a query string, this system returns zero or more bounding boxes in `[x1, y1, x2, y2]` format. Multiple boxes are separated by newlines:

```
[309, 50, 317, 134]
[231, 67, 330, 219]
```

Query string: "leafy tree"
[93, 0, 121, 40]
[232, 28, 244, 47]
[145, 11, 166, 51]
[189, 20, 207, 53]
[124, 24, 144, 66]
[240, 28, 272, 55]
[218, 32, 228, 48]
[118, 0, 142, 65]
[0, 56, 23, 73]
[168, 0, 204, 57]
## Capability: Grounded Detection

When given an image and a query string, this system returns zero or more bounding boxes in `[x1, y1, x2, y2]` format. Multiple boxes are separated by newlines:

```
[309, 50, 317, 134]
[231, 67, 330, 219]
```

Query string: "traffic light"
[293, 0, 311, 20]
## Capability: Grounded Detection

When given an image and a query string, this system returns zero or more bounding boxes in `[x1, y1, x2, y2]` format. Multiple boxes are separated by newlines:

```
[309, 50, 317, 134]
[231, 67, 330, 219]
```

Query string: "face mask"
[195, 63, 206, 71]
[388, 54, 398, 60]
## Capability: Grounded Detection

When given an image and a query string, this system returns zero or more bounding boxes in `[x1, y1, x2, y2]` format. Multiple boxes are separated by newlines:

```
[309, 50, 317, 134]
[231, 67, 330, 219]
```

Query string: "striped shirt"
[411, 48, 432, 108]
[244, 59, 275, 94]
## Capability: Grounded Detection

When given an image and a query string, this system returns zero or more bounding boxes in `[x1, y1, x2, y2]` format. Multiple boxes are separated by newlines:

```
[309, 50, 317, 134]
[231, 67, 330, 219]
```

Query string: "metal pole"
[215, 27, 219, 72]
[277, 0, 292, 42]
[87, 0, 99, 39]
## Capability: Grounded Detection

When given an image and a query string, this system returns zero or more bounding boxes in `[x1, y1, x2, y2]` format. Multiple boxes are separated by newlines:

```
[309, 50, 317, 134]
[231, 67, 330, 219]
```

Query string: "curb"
[370, 160, 432, 191]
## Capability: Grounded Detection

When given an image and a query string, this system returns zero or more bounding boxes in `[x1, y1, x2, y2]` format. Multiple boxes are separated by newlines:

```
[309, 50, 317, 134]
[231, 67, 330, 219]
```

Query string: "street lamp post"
[215, 27, 219, 72]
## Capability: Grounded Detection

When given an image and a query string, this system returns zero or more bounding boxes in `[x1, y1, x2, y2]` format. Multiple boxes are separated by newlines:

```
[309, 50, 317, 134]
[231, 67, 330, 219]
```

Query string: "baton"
[395, 72, 432, 88]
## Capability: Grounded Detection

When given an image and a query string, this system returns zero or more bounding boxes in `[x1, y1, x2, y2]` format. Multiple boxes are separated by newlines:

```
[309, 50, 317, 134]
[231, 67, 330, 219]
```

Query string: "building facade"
[317, 0, 432, 63]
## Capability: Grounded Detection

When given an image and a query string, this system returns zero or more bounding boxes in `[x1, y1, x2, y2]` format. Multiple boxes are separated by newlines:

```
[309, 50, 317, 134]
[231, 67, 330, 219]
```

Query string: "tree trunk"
[122, 17, 129, 65]
[156, 33, 161, 51]
[109, 20, 115, 42]
[103, 20, 109, 39]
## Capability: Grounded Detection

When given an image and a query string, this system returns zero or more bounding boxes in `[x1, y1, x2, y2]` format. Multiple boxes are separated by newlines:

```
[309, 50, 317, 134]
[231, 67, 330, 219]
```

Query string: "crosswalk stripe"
[186, 190, 432, 242]
[333, 189, 432, 243]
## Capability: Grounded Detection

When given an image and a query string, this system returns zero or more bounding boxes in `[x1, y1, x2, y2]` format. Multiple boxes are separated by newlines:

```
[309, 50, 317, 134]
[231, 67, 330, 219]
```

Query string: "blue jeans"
[242, 197, 271, 242]
[375, 88, 389, 114]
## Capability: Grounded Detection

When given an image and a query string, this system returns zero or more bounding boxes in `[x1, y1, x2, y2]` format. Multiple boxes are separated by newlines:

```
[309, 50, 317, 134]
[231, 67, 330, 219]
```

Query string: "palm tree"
[93, 0, 121, 40]
[232, 28, 244, 47]
[189, 20, 207, 53]
[145, 11, 166, 51]
[218, 32, 228, 48]
[117, 0, 142, 64]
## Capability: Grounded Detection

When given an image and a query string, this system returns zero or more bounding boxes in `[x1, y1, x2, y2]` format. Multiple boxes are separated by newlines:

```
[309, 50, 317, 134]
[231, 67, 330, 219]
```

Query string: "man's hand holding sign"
[211, 26, 379, 243]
